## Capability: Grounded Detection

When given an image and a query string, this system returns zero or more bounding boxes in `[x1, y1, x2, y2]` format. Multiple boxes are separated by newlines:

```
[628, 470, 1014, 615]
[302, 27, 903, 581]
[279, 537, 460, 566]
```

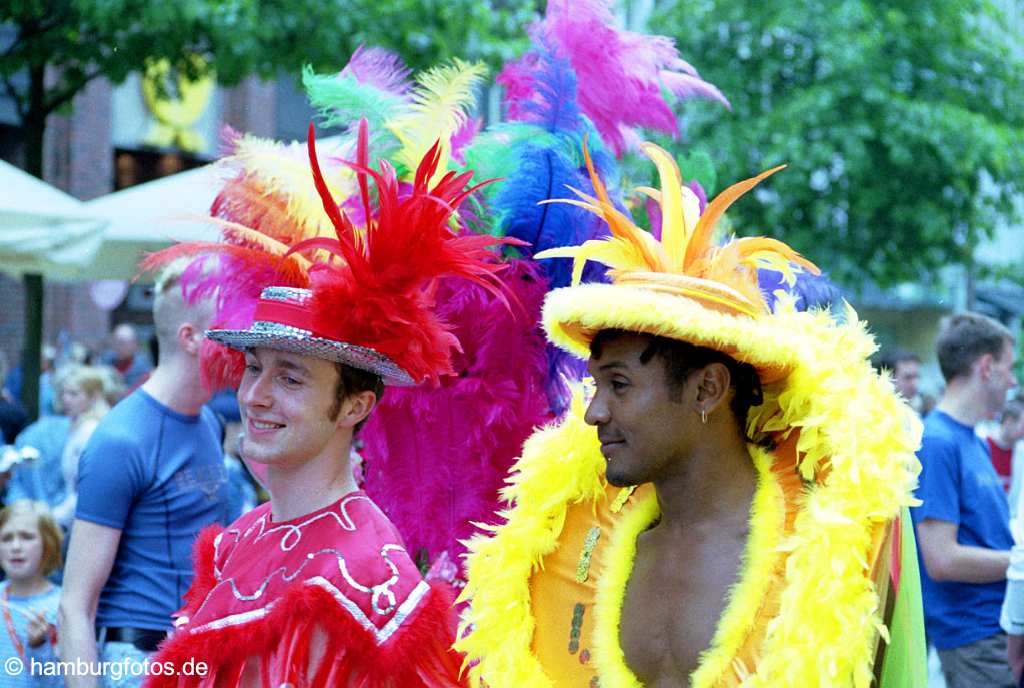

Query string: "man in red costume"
[144, 123, 507, 687]
[148, 287, 465, 687]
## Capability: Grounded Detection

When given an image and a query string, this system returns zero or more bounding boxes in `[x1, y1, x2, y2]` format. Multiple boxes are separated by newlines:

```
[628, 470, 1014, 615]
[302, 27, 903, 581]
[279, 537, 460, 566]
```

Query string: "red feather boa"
[147, 527, 466, 688]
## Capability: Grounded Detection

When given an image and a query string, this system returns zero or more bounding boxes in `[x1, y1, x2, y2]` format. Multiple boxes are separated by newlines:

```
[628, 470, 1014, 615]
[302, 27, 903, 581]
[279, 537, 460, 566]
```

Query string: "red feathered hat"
[163, 120, 514, 386]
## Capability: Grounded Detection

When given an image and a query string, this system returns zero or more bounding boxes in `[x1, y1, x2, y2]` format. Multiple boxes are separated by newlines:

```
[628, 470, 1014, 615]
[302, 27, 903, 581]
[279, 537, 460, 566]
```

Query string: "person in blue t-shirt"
[58, 261, 228, 688]
[8, 416, 71, 511]
[912, 312, 1019, 688]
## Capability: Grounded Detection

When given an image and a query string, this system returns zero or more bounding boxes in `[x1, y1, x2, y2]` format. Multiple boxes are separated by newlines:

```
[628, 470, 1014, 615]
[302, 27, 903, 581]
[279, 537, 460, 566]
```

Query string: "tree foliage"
[0, 0, 537, 174]
[0, 0, 537, 421]
[654, 0, 1024, 286]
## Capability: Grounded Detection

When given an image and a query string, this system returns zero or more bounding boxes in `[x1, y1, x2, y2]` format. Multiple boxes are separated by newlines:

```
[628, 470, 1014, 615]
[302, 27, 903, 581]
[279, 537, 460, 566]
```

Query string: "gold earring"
[700, 409, 707, 424]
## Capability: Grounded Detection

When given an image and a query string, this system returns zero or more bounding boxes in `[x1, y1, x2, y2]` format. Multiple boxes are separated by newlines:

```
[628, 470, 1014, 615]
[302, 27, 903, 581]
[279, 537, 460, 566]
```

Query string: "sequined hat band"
[206, 286, 416, 386]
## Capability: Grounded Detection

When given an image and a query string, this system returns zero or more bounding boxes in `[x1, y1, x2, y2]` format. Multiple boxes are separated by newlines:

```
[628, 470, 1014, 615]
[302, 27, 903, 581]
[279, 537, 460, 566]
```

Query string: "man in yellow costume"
[457, 143, 927, 687]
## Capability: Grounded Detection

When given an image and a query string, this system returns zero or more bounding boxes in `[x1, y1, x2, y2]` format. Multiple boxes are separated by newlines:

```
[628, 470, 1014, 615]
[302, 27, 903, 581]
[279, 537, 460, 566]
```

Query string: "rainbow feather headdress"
[142, 120, 512, 387]
[536, 142, 820, 383]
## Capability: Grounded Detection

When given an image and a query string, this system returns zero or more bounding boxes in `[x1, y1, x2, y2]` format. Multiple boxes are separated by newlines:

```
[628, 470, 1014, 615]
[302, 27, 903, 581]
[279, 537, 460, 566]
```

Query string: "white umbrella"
[82, 164, 224, 281]
[0, 160, 109, 280]
[82, 135, 346, 281]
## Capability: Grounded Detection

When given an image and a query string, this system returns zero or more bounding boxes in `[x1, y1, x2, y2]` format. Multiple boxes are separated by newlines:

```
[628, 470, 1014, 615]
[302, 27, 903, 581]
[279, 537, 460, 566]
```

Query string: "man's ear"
[976, 352, 995, 380]
[336, 389, 377, 429]
[694, 362, 732, 415]
[178, 324, 203, 355]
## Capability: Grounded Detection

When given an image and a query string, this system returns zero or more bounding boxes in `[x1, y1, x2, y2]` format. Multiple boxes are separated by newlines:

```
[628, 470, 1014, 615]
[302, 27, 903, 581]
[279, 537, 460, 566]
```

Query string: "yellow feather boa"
[590, 446, 786, 687]
[457, 300, 922, 687]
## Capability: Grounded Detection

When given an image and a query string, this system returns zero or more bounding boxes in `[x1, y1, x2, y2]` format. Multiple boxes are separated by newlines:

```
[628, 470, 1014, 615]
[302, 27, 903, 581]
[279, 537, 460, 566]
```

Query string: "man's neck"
[652, 429, 757, 530]
[142, 360, 207, 416]
[937, 381, 987, 428]
[266, 447, 358, 522]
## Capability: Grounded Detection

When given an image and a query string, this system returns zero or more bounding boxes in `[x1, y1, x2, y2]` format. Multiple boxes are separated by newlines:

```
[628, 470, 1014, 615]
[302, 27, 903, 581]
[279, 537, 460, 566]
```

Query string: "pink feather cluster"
[504, 0, 730, 156]
[140, 134, 323, 392]
[360, 261, 552, 568]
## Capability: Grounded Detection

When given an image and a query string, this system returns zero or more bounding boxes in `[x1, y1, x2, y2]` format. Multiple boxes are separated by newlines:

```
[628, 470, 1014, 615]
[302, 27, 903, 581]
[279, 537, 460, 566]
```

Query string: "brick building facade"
[1, 74, 280, 371]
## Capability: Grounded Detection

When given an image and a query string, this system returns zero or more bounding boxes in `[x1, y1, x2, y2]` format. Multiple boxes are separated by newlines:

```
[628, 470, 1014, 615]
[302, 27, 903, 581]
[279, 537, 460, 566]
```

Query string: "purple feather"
[450, 117, 481, 165]
[360, 262, 552, 573]
[499, 47, 585, 134]
[490, 44, 614, 281]
[496, 52, 542, 122]
[341, 44, 412, 95]
[660, 70, 731, 107]
[688, 179, 708, 211]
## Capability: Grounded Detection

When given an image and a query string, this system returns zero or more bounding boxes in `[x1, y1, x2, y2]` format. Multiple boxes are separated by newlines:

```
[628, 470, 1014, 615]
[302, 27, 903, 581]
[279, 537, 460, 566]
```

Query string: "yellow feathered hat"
[536, 142, 820, 383]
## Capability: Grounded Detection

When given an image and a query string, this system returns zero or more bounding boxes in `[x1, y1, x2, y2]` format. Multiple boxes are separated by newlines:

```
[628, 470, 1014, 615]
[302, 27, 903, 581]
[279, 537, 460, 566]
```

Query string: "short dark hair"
[935, 312, 1014, 383]
[874, 348, 920, 374]
[329, 362, 384, 433]
[590, 329, 764, 437]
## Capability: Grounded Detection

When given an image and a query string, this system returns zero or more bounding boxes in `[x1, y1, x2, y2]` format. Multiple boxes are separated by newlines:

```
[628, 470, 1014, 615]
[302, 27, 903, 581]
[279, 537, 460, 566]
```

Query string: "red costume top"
[147, 491, 465, 687]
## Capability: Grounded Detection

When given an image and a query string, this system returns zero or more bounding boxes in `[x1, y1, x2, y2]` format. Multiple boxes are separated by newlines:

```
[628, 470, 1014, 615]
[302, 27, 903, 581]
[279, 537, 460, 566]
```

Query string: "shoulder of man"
[919, 412, 970, 451]
[77, 392, 156, 483]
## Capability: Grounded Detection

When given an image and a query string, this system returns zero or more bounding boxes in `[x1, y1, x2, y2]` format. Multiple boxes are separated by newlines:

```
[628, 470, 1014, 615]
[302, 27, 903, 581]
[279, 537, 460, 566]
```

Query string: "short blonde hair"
[0, 501, 63, 577]
[55, 365, 113, 418]
[152, 257, 215, 355]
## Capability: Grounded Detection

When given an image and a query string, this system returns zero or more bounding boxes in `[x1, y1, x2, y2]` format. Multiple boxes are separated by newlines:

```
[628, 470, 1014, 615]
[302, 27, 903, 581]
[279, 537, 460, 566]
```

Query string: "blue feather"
[494, 143, 611, 288]
[516, 48, 585, 135]
[759, 268, 843, 312]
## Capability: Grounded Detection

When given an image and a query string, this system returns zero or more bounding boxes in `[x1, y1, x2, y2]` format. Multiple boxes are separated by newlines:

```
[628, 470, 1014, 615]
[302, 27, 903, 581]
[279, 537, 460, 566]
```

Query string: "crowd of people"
[869, 318, 1024, 688]
[3, 177, 1019, 688]
[0, 3, 1020, 687]
[2, 283, 1019, 688]
[0, 213, 1019, 685]
[0, 264, 257, 688]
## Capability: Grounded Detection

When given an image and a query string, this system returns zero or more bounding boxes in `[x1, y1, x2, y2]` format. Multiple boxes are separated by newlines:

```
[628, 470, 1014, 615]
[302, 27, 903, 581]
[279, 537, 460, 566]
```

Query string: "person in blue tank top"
[911, 311, 1018, 688]
[58, 260, 228, 688]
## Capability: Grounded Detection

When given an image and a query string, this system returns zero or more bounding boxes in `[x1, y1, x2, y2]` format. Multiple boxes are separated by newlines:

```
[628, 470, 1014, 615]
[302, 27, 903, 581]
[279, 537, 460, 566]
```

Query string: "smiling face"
[584, 333, 703, 487]
[0, 514, 45, 584]
[238, 348, 350, 470]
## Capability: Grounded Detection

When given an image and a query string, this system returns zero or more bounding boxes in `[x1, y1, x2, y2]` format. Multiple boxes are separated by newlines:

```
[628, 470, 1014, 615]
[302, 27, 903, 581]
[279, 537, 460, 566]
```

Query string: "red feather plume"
[289, 120, 518, 384]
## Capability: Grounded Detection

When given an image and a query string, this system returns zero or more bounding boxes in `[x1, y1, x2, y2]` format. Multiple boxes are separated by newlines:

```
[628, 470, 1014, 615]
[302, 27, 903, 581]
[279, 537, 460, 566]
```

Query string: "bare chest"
[618, 528, 747, 687]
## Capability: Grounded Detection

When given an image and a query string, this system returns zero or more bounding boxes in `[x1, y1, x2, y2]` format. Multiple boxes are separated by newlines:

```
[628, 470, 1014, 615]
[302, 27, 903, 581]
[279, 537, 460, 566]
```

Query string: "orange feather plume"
[536, 140, 819, 315]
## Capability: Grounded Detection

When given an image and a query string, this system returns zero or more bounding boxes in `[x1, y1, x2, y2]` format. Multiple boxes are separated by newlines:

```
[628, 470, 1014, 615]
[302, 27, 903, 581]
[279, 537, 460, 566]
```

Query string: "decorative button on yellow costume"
[457, 142, 927, 687]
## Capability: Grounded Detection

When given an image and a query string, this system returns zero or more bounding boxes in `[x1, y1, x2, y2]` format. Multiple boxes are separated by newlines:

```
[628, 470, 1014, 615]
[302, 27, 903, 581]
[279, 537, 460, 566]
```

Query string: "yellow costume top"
[456, 142, 927, 687]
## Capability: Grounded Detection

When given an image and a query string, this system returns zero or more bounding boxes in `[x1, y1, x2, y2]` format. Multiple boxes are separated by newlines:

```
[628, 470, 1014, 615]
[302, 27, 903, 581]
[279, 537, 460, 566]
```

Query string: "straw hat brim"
[542, 283, 802, 384]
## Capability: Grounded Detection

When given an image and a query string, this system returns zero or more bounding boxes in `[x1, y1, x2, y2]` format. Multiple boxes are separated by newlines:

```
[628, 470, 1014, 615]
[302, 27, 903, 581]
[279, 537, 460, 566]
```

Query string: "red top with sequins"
[146, 491, 466, 687]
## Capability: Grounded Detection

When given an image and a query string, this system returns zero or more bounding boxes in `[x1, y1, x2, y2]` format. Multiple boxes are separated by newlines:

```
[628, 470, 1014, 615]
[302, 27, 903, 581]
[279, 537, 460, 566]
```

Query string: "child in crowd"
[0, 501, 62, 687]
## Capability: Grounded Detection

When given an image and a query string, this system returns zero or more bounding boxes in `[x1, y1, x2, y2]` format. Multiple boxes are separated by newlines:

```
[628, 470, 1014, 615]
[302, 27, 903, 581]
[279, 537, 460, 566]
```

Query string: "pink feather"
[536, 0, 730, 156]
[449, 117, 481, 166]
[495, 52, 543, 121]
[360, 260, 552, 572]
